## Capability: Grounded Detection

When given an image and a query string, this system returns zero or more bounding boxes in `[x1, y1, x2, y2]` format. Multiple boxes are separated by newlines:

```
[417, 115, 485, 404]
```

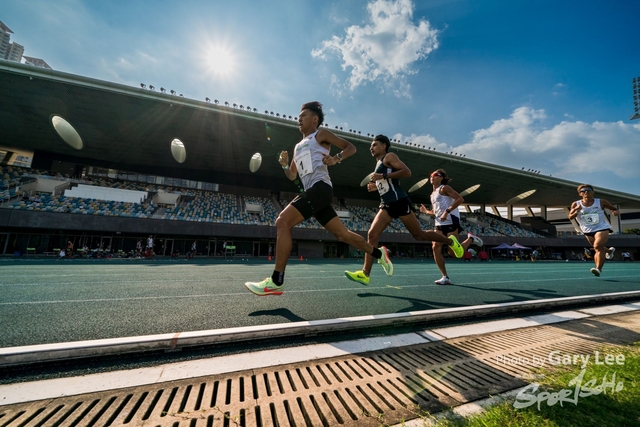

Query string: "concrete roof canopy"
[2, 60, 640, 209]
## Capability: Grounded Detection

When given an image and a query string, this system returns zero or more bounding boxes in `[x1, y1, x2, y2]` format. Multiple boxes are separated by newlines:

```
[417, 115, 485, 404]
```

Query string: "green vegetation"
[622, 228, 640, 235]
[398, 343, 640, 427]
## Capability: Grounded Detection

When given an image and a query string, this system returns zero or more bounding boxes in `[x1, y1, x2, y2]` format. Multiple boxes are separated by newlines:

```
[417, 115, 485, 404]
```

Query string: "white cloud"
[400, 107, 640, 185]
[312, 0, 439, 95]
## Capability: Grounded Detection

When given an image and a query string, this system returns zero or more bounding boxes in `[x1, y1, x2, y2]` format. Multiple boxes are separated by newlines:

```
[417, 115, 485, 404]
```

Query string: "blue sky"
[4, 0, 640, 196]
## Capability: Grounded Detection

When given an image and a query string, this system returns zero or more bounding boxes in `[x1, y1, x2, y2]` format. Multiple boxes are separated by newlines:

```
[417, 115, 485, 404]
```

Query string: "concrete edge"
[1, 302, 639, 406]
[2, 290, 640, 367]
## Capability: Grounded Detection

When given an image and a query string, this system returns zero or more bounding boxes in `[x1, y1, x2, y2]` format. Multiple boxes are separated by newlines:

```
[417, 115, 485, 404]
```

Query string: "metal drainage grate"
[2, 311, 640, 426]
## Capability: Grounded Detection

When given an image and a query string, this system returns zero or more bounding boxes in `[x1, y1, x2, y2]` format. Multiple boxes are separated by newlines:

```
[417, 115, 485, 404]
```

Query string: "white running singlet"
[431, 185, 459, 226]
[575, 198, 610, 234]
[293, 131, 332, 191]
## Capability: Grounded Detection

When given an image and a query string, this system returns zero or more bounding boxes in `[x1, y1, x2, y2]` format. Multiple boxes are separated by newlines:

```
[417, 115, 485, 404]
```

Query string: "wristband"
[445, 208, 451, 213]
[282, 165, 289, 170]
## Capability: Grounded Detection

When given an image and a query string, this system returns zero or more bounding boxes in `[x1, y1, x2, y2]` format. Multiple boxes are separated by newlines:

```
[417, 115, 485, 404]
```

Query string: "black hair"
[433, 169, 451, 185]
[301, 101, 324, 127]
[374, 134, 391, 152]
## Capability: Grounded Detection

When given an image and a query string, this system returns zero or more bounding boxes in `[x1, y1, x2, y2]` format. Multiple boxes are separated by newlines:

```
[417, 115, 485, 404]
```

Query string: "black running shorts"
[290, 181, 337, 226]
[379, 197, 415, 219]
[436, 214, 464, 235]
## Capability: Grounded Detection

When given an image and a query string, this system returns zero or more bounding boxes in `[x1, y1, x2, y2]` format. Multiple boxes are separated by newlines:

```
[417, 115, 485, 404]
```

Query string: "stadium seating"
[1, 166, 545, 238]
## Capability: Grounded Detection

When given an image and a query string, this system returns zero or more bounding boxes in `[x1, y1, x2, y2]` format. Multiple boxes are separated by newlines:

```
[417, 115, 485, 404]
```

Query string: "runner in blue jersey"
[344, 135, 466, 286]
[245, 102, 393, 296]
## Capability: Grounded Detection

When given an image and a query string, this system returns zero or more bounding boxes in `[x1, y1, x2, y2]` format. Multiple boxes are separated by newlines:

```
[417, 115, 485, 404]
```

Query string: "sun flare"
[207, 47, 235, 76]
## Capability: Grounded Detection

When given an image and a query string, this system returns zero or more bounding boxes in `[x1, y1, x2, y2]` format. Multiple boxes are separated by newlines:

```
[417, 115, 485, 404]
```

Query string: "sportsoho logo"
[500, 351, 627, 410]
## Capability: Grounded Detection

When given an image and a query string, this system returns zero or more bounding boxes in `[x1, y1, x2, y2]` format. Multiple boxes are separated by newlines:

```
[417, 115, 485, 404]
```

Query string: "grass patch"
[410, 342, 640, 427]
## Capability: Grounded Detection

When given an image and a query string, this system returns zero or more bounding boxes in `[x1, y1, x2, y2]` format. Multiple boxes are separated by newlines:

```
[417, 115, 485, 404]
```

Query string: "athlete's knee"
[593, 242, 606, 252]
[367, 229, 381, 243]
[275, 215, 294, 231]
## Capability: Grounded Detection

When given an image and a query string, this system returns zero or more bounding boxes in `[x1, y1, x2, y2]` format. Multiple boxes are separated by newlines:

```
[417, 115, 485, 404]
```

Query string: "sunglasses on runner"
[431, 172, 444, 178]
[579, 188, 593, 193]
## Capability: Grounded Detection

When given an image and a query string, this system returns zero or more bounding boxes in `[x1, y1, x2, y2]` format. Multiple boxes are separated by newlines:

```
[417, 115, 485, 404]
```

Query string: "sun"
[206, 46, 235, 76]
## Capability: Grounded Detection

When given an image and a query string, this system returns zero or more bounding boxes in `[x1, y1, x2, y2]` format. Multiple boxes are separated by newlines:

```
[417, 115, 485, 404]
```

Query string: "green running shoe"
[448, 235, 464, 258]
[377, 246, 394, 276]
[345, 270, 370, 285]
[244, 277, 284, 296]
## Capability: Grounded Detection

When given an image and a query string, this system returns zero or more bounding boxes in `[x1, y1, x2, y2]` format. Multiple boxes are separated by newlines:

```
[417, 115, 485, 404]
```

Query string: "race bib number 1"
[296, 145, 313, 178]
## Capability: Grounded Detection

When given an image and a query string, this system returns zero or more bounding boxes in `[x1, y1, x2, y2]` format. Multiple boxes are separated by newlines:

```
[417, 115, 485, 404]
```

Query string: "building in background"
[0, 21, 13, 58]
[23, 56, 52, 70]
[0, 20, 51, 68]
[4, 41, 24, 62]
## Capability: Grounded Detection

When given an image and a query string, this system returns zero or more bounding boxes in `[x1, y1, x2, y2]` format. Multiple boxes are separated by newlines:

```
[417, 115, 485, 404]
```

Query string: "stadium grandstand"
[1, 60, 640, 260]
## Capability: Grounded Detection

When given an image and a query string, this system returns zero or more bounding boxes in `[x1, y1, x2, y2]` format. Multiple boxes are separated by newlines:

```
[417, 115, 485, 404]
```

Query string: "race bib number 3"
[581, 212, 600, 225]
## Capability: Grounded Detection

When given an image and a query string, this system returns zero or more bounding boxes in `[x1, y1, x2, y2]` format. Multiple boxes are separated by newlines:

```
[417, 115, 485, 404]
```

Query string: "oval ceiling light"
[249, 152, 262, 173]
[360, 173, 374, 186]
[51, 115, 83, 150]
[505, 189, 537, 205]
[408, 177, 430, 193]
[170, 138, 187, 163]
[460, 184, 481, 197]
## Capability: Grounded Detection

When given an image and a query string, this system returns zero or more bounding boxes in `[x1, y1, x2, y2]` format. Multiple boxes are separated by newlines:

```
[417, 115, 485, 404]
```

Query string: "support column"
[612, 204, 622, 234]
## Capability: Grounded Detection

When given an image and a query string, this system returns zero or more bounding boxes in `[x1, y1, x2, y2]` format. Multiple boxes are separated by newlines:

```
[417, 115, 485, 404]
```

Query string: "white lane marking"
[2, 275, 640, 305]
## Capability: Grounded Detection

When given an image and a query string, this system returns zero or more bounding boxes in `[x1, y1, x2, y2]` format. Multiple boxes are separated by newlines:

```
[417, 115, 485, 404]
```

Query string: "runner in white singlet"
[568, 184, 619, 276]
[244, 101, 393, 296]
[419, 169, 484, 285]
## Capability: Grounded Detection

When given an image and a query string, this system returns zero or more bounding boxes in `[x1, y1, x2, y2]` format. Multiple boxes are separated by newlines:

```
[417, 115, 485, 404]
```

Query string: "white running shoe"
[434, 276, 451, 285]
[606, 247, 615, 260]
[590, 268, 601, 277]
[467, 232, 484, 248]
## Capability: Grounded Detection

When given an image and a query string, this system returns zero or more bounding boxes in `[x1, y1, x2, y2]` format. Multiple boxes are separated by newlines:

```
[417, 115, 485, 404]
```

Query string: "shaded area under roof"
[2, 60, 640, 209]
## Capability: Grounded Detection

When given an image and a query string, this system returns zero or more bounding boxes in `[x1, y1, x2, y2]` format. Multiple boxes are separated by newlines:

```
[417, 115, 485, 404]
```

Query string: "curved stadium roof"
[2, 60, 640, 209]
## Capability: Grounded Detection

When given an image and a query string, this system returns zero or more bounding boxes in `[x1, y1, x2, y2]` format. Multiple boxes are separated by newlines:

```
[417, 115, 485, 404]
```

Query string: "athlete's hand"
[569, 204, 582, 218]
[278, 151, 289, 167]
[322, 154, 339, 166]
[367, 182, 377, 192]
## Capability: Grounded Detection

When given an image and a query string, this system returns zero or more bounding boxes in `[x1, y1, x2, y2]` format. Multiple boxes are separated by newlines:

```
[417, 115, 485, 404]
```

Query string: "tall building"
[0, 21, 12, 59]
[0, 19, 52, 68]
[4, 41, 24, 62]
[23, 55, 52, 70]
